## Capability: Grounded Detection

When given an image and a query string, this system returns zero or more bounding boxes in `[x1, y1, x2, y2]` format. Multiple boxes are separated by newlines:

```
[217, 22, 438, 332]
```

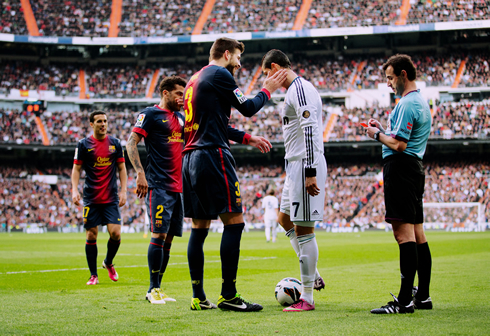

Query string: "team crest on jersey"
[302, 110, 310, 118]
[109, 145, 115, 153]
[135, 114, 145, 127]
[233, 88, 247, 104]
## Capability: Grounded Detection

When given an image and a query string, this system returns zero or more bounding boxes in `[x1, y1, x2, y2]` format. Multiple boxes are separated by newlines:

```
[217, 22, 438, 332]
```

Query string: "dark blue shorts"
[145, 188, 183, 236]
[183, 148, 243, 220]
[83, 203, 121, 229]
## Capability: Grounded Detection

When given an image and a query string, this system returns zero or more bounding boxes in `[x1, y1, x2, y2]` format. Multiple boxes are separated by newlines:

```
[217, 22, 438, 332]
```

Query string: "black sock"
[220, 223, 244, 299]
[398, 241, 418, 305]
[105, 238, 120, 265]
[85, 240, 98, 276]
[187, 228, 209, 301]
[416, 242, 432, 300]
[159, 242, 172, 287]
[148, 238, 164, 292]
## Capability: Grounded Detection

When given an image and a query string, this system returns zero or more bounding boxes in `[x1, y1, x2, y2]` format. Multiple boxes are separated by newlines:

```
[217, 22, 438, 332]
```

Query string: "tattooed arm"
[126, 132, 148, 198]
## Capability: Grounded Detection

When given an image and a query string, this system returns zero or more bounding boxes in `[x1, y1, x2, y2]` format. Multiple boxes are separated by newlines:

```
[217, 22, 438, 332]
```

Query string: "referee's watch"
[374, 131, 381, 142]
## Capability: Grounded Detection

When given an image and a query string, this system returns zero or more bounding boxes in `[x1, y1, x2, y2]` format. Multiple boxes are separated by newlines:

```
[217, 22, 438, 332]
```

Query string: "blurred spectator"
[0, 0, 27, 34]
[407, 0, 489, 24]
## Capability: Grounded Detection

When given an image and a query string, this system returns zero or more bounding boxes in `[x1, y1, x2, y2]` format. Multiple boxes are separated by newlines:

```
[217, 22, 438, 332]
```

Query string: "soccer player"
[366, 54, 433, 314]
[183, 37, 287, 312]
[71, 110, 127, 285]
[127, 75, 273, 306]
[261, 49, 327, 312]
[261, 189, 279, 243]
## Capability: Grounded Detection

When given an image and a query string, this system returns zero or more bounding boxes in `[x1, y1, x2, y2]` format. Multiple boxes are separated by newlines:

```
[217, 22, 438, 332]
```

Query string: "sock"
[85, 240, 98, 276]
[398, 242, 418, 305]
[148, 238, 164, 292]
[297, 233, 318, 304]
[265, 223, 271, 241]
[416, 242, 432, 300]
[286, 228, 321, 281]
[187, 228, 209, 301]
[220, 223, 245, 299]
[105, 238, 120, 265]
[159, 242, 172, 288]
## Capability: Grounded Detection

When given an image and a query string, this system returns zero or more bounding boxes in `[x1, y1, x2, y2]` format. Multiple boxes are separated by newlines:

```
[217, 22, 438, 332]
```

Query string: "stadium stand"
[0, 0, 27, 34]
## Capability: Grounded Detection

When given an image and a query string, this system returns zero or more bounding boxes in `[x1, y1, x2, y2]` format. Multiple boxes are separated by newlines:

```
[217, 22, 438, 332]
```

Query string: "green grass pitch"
[1, 230, 489, 335]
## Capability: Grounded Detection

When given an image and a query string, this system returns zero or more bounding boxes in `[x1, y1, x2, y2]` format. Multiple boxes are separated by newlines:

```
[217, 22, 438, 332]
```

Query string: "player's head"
[261, 49, 291, 76]
[89, 110, 108, 137]
[210, 37, 244, 76]
[383, 54, 416, 95]
[268, 189, 275, 196]
[159, 76, 187, 111]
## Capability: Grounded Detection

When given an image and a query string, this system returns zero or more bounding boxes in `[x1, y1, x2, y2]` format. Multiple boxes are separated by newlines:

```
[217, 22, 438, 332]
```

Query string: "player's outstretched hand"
[248, 136, 272, 153]
[72, 189, 81, 206]
[305, 176, 320, 196]
[262, 69, 288, 93]
[119, 191, 127, 207]
[136, 172, 148, 199]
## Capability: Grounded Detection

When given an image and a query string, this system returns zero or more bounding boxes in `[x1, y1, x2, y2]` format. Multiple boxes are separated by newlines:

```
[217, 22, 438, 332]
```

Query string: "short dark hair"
[158, 76, 187, 97]
[89, 110, 106, 123]
[383, 54, 417, 81]
[209, 37, 245, 61]
[261, 49, 292, 70]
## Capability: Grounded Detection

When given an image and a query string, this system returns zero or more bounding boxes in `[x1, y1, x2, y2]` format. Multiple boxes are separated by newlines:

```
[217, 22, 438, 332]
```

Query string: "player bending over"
[261, 49, 327, 312]
[71, 110, 127, 285]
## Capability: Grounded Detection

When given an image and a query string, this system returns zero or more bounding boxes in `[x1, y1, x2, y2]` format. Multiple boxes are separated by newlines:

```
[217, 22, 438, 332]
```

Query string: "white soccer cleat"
[146, 288, 166, 304]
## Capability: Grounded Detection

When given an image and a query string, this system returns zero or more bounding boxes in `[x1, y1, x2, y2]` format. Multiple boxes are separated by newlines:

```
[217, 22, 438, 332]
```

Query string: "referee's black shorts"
[383, 153, 425, 224]
[182, 147, 243, 220]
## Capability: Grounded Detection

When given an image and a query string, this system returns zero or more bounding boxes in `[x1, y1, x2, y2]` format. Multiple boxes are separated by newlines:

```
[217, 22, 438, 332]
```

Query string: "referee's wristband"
[305, 168, 316, 177]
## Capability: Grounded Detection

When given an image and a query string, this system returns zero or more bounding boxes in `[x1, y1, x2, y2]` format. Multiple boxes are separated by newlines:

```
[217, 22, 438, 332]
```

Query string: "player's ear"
[224, 49, 230, 61]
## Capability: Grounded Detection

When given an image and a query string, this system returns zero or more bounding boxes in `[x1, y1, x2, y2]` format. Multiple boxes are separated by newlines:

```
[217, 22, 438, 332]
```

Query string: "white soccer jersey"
[282, 77, 324, 169]
[261, 195, 279, 221]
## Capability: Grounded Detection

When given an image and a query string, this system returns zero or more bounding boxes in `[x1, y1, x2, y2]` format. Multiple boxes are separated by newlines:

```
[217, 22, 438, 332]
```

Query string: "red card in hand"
[360, 123, 368, 128]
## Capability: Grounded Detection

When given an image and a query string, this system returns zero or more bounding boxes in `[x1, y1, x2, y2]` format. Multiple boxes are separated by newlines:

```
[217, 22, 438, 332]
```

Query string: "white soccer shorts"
[280, 157, 326, 222]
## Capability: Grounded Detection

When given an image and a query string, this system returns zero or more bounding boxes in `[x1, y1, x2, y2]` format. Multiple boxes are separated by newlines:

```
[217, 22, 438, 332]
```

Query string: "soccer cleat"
[217, 293, 263, 312]
[283, 299, 315, 312]
[190, 298, 217, 311]
[86, 275, 99, 285]
[160, 291, 176, 302]
[414, 296, 433, 310]
[370, 293, 415, 314]
[102, 260, 118, 282]
[146, 288, 166, 304]
[314, 276, 325, 291]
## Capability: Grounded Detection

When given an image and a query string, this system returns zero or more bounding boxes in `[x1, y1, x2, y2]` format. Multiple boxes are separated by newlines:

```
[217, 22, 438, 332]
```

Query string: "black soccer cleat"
[414, 296, 433, 310]
[370, 293, 415, 314]
[217, 293, 263, 312]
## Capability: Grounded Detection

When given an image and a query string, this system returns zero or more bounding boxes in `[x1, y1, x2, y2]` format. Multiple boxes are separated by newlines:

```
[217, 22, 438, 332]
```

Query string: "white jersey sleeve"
[285, 77, 324, 173]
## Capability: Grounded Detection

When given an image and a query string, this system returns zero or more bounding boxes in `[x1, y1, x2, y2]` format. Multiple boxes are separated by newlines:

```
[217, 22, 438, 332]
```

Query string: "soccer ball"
[275, 277, 302, 306]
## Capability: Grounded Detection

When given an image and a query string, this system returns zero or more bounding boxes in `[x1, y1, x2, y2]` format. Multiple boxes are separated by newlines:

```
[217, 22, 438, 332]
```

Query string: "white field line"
[0, 257, 277, 275]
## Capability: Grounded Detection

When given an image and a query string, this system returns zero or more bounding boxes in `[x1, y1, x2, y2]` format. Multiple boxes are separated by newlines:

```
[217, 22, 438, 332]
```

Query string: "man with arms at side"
[72, 110, 127, 285]
[261, 49, 327, 312]
[183, 37, 287, 311]
[261, 189, 279, 243]
[366, 54, 433, 314]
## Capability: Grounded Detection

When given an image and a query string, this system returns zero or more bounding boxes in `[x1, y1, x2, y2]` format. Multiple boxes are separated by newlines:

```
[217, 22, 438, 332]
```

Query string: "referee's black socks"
[416, 242, 432, 300]
[220, 223, 245, 300]
[188, 228, 209, 301]
[398, 241, 418, 305]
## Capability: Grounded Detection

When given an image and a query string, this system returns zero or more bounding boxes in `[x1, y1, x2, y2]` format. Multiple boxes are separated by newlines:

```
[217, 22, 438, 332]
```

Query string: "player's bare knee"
[152, 232, 166, 240]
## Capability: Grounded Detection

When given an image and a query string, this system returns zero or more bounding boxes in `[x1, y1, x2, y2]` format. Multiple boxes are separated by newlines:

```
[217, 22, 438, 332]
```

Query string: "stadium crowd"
[2, 160, 488, 231]
[2, 0, 488, 37]
[2, 52, 489, 98]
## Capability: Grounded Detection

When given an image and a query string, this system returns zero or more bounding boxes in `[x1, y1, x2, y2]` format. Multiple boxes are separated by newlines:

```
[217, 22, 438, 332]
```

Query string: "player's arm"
[117, 162, 128, 207]
[71, 164, 82, 206]
[227, 125, 272, 153]
[215, 68, 287, 117]
[126, 132, 148, 198]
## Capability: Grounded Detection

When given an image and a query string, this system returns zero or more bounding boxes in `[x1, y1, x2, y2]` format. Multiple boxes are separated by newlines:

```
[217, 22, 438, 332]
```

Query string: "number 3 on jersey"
[184, 86, 193, 123]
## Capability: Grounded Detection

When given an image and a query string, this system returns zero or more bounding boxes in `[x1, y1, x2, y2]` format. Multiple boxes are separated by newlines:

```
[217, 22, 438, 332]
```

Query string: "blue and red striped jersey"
[183, 65, 270, 153]
[74, 135, 125, 205]
[132, 105, 185, 192]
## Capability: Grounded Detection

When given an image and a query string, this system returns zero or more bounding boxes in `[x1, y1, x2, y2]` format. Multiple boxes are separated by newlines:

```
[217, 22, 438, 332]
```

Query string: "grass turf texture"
[1, 231, 489, 335]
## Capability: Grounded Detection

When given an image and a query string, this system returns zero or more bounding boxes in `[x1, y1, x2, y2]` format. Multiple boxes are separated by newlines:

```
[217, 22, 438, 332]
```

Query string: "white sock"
[287, 229, 321, 280]
[265, 224, 271, 241]
[298, 233, 318, 304]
